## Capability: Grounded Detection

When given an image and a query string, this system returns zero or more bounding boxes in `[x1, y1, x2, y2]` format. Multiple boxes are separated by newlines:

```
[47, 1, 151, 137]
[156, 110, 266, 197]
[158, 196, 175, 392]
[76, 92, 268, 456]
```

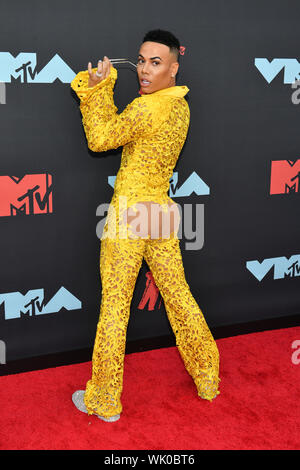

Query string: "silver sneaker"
[72, 390, 120, 422]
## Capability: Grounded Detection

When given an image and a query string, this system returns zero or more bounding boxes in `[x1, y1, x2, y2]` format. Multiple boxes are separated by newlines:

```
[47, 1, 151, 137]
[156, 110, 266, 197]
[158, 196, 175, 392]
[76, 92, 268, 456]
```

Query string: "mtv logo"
[0, 286, 82, 320]
[0, 174, 53, 217]
[270, 160, 300, 194]
[255, 58, 300, 84]
[108, 171, 209, 198]
[169, 171, 209, 197]
[0, 52, 75, 83]
[246, 254, 300, 281]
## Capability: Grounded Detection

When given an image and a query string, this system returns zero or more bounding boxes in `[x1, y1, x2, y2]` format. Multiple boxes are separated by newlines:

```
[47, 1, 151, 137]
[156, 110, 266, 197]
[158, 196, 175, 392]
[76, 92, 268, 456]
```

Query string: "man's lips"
[140, 78, 151, 86]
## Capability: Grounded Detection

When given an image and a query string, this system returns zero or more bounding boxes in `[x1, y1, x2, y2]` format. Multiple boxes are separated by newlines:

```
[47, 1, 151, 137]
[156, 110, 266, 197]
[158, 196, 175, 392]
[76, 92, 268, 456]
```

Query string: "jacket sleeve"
[70, 65, 163, 152]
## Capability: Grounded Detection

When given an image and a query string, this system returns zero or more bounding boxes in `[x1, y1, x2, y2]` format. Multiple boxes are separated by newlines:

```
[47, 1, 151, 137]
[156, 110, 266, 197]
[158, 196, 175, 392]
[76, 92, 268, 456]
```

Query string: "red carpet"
[0, 326, 300, 450]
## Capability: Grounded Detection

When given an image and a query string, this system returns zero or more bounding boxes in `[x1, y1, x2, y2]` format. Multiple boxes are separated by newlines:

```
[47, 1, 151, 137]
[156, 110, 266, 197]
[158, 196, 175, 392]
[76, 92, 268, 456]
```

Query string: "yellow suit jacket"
[71, 65, 190, 213]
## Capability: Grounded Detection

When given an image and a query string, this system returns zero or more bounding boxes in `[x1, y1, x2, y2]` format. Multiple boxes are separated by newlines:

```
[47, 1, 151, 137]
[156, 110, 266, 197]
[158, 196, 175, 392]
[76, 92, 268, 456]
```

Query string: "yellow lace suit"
[71, 65, 220, 418]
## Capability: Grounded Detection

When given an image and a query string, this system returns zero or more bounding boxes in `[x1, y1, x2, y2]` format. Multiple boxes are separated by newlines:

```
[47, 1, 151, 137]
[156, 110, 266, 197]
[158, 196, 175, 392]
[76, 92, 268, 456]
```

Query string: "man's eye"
[137, 59, 160, 65]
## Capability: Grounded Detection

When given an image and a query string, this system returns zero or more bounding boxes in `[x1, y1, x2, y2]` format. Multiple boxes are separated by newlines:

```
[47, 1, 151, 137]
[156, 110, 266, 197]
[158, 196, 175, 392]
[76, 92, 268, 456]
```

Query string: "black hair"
[142, 29, 180, 62]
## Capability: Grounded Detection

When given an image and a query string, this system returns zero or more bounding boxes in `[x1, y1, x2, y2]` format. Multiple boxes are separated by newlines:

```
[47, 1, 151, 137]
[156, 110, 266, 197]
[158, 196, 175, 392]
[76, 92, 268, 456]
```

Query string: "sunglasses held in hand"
[107, 58, 137, 68]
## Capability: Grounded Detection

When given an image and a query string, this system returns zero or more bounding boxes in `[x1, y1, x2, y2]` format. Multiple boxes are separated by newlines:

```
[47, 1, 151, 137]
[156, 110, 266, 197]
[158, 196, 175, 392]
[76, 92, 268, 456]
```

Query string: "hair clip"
[179, 46, 186, 55]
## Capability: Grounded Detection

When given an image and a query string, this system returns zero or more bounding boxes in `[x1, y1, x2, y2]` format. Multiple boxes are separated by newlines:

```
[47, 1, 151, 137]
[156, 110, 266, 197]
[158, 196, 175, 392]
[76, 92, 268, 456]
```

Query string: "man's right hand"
[87, 56, 112, 88]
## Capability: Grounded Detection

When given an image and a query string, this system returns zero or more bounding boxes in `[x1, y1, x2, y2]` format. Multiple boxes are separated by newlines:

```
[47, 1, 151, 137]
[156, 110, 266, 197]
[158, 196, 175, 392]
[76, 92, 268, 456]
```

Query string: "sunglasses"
[107, 58, 137, 69]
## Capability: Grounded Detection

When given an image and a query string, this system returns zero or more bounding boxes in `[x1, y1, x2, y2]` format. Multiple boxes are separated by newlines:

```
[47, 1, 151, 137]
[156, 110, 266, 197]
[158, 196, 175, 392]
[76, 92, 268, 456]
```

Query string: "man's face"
[137, 41, 179, 94]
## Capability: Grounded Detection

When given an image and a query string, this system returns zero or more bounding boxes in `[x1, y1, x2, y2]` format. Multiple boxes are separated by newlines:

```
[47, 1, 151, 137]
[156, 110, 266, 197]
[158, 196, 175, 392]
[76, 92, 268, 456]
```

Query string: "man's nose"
[142, 62, 150, 74]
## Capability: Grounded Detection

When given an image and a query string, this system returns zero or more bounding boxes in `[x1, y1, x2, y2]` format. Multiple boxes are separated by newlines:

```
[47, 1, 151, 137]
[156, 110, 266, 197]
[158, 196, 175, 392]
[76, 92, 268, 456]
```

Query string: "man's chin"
[139, 87, 152, 95]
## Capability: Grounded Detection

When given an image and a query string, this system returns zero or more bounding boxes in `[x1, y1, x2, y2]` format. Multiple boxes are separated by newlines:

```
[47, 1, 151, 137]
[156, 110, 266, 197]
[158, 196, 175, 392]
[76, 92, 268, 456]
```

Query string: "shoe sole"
[72, 390, 120, 422]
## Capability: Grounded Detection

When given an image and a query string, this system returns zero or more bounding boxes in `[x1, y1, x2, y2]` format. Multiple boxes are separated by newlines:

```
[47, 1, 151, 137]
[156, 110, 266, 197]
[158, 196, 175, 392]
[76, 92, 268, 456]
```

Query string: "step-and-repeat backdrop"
[0, 0, 299, 369]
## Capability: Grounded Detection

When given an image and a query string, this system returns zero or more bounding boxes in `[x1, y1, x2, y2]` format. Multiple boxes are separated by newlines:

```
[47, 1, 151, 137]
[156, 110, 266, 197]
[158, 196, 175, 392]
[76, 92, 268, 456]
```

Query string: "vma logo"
[246, 254, 300, 281]
[0, 52, 75, 84]
[0, 174, 53, 216]
[270, 159, 300, 194]
[108, 171, 210, 197]
[255, 58, 300, 84]
[0, 287, 82, 320]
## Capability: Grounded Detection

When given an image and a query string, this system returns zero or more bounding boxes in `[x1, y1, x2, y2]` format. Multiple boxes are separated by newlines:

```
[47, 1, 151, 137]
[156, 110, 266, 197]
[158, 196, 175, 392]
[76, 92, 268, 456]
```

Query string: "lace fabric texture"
[70, 66, 220, 418]
[71, 65, 190, 212]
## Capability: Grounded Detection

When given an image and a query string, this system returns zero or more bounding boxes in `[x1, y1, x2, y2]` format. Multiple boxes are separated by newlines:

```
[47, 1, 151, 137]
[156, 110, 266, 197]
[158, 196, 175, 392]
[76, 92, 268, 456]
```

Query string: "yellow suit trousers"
[83, 206, 220, 418]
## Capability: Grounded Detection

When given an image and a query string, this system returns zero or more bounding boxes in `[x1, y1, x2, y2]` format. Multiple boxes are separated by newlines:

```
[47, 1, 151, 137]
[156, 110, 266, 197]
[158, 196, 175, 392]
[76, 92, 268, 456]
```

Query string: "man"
[71, 29, 220, 423]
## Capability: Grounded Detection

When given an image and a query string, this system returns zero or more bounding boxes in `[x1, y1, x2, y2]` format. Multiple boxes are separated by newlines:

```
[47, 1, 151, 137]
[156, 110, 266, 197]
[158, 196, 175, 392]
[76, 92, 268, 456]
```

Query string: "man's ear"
[172, 62, 179, 77]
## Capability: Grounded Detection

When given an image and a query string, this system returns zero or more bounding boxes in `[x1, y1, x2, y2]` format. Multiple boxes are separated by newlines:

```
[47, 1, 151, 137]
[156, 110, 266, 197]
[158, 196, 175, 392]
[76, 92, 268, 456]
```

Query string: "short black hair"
[142, 29, 180, 62]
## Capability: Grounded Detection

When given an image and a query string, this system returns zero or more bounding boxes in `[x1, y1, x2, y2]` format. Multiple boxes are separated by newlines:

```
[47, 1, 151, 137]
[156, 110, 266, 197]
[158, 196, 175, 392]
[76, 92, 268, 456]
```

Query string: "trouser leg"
[144, 236, 220, 401]
[84, 236, 146, 418]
